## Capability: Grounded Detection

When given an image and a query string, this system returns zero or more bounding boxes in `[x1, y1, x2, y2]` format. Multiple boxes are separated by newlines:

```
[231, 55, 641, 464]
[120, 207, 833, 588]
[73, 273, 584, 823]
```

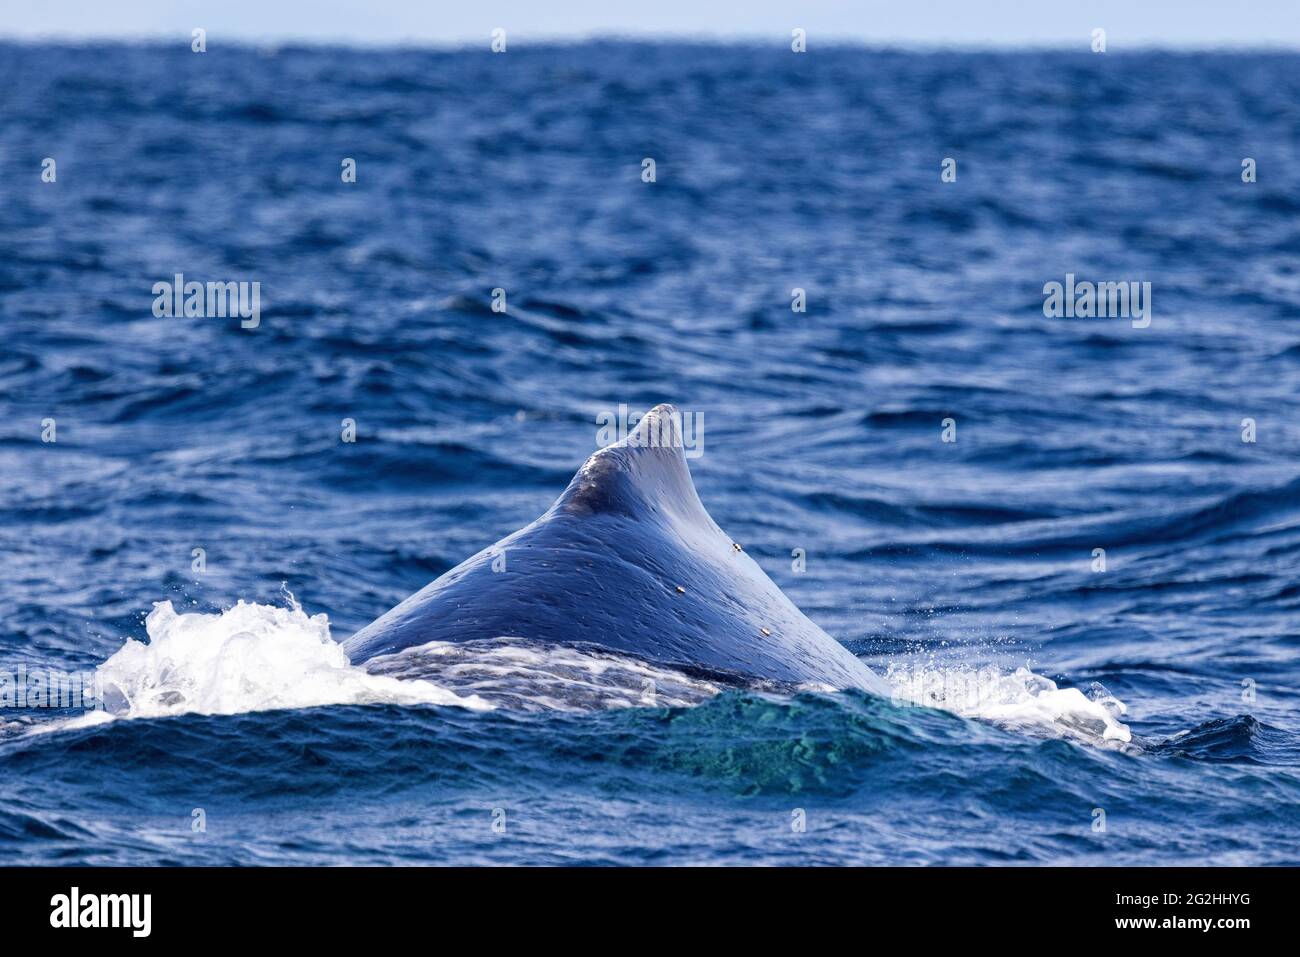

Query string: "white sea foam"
[80, 598, 491, 724]
[885, 661, 1131, 747]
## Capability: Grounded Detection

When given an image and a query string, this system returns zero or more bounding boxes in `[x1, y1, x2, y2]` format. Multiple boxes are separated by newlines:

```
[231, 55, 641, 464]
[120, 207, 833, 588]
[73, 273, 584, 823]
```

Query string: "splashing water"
[85, 599, 491, 723]
[885, 662, 1132, 747]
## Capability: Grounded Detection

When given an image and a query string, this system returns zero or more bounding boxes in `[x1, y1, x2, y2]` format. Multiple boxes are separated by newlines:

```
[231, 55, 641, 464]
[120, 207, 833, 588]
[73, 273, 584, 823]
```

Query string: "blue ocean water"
[1, 41, 1299, 865]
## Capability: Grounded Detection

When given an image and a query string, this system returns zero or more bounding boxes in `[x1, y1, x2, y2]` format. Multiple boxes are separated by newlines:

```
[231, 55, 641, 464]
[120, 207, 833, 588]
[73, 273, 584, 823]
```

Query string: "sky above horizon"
[3, 0, 1299, 48]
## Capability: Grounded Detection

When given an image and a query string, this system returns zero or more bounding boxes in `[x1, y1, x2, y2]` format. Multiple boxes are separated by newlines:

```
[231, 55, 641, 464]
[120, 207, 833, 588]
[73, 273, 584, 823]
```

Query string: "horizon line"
[2, 31, 1299, 53]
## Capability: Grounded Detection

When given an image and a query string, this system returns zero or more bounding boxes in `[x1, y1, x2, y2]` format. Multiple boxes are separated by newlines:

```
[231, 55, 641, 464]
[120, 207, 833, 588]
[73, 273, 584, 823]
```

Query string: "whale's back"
[345, 406, 887, 694]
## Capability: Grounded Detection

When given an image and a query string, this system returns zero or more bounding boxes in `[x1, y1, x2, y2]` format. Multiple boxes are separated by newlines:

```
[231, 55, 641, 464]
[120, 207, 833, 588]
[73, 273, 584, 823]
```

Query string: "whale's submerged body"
[346, 405, 888, 695]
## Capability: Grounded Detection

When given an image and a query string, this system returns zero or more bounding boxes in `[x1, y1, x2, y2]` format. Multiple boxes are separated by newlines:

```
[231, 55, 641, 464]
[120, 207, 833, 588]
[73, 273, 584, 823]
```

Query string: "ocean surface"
[1, 41, 1299, 866]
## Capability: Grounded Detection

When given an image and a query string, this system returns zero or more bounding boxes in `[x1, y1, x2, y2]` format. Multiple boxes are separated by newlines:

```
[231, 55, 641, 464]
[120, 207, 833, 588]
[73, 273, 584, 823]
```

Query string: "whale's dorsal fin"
[555, 404, 712, 529]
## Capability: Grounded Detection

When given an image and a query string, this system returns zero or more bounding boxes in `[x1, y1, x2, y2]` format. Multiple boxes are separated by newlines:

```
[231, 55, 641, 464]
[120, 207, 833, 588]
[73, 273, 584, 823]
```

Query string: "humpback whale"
[346, 405, 888, 695]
